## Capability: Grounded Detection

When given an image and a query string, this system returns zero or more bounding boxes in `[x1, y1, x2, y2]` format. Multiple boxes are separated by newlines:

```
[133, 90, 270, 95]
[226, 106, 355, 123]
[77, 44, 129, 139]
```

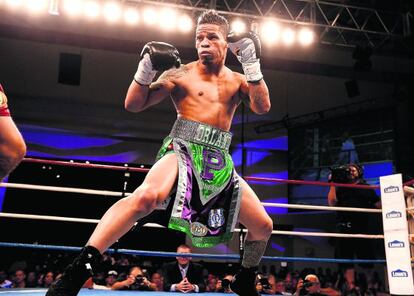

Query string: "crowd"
[0, 244, 387, 295]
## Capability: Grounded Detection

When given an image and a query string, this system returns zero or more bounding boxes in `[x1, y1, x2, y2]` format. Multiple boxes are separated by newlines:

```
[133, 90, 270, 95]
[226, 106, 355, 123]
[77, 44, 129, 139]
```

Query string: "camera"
[135, 275, 144, 285]
[330, 165, 353, 183]
[303, 280, 314, 288]
[259, 277, 271, 290]
[221, 279, 231, 289]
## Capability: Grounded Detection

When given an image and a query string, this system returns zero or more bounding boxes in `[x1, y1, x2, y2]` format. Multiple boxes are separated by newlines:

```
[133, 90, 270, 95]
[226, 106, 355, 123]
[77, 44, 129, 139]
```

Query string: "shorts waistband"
[169, 118, 232, 151]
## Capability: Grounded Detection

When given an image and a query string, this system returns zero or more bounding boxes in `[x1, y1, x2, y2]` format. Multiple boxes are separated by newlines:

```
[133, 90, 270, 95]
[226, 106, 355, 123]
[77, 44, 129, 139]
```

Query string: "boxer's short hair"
[197, 10, 229, 37]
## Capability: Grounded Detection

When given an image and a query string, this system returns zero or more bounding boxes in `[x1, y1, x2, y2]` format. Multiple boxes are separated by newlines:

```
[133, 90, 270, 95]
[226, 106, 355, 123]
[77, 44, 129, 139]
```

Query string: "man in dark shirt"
[162, 244, 206, 293]
[328, 164, 381, 269]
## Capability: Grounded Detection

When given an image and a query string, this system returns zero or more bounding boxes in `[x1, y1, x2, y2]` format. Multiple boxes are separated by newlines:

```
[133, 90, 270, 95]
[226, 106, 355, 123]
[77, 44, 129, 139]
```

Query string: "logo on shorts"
[195, 125, 231, 150]
[208, 208, 225, 228]
[391, 269, 408, 277]
[384, 186, 399, 193]
[385, 211, 402, 218]
[388, 240, 405, 248]
[190, 222, 208, 237]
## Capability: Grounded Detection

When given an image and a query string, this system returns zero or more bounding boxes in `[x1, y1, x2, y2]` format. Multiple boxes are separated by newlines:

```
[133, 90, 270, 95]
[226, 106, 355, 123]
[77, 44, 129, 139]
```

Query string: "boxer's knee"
[129, 186, 159, 213]
[13, 139, 26, 164]
[256, 215, 273, 240]
[0, 145, 25, 180]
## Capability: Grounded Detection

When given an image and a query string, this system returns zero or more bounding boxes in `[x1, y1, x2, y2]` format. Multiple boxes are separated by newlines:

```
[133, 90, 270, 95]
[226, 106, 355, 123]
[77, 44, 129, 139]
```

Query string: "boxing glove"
[228, 31, 263, 82]
[134, 41, 181, 85]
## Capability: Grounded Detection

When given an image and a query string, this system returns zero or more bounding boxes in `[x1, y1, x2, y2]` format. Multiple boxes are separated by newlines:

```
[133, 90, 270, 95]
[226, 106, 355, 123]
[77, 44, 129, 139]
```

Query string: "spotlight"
[63, 0, 82, 17]
[83, 1, 100, 19]
[25, 0, 48, 14]
[103, 2, 122, 23]
[230, 19, 247, 34]
[298, 28, 314, 46]
[177, 14, 193, 33]
[142, 7, 157, 25]
[159, 8, 177, 31]
[124, 7, 139, 25]
[260, 20, 280, 44]
[281, 28, 295, 45]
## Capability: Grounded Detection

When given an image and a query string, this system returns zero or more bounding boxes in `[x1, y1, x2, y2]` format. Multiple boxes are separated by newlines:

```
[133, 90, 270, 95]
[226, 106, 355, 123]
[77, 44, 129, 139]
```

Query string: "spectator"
[335, 268, 361, 296]
[256, 273, 274, 295]
[91, 270, 118, 290]
[41, 271, 55, 288]
[111, 265, 155, 291]
[284, 272, 297, 294]
[0, 270, 12, 288]
[205, 275, 218, 292]
[336, 131, 359, 164]
[150, 272, 164, 291]
[216, 273, 234, 293]
[274, 277, 292, 295]
[162, 244, 206, 293]
[25, 271, 38, 288]
[295, 274, 340, 296]
[12, 269, 26, 288]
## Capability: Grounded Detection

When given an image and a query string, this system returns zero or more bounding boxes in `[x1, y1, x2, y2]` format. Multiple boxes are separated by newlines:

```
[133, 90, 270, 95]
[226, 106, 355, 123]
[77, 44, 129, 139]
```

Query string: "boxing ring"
[1, 157, 414, 295]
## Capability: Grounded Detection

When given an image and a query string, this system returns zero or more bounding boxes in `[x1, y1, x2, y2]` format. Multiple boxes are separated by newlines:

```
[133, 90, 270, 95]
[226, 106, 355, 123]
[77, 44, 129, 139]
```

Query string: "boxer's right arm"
[125, 42, 181, 112]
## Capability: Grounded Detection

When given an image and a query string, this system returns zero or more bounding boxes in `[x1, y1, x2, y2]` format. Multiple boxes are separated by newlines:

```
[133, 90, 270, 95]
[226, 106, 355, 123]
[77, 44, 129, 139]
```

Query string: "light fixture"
[124, 7, 139, 25]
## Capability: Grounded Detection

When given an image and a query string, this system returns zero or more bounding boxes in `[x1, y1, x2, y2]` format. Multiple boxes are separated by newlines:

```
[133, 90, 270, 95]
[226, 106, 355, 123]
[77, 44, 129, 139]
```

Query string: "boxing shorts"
[0, 84, 10, 116]
[156, 117, 242, 248]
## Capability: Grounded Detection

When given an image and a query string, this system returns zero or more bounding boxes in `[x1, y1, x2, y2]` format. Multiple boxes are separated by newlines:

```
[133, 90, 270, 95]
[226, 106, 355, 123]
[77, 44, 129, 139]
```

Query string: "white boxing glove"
[227, 31, 263, 82]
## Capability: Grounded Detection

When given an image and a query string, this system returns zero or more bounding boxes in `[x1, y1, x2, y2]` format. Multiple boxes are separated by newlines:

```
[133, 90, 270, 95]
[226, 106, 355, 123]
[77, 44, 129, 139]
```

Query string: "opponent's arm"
[125, 42, 181, 113]
[228, 31, 270, 114]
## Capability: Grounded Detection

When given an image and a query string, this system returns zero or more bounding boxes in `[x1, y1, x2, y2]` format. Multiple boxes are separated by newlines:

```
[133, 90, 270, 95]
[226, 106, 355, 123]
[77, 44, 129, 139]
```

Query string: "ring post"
[380, 173, 414, 295]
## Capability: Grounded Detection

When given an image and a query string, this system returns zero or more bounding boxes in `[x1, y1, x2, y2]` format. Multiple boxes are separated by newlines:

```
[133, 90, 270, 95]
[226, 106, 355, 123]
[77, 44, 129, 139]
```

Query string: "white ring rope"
[262, 202, 381, 213]
[0, 212, 384, 239]
[0, 182, 382, 213]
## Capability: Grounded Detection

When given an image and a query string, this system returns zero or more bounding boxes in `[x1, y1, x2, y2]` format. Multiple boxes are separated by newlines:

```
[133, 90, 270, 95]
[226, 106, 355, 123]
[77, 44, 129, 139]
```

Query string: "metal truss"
[126, 0, 410, 48]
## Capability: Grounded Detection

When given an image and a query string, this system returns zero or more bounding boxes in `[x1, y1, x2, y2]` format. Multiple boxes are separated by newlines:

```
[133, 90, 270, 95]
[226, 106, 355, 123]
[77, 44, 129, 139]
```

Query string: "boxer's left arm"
[125, 66, 186, 112]
[125, 41, 181, 112]
[239, 76, 270, 114]
[228, 31, 270, 114]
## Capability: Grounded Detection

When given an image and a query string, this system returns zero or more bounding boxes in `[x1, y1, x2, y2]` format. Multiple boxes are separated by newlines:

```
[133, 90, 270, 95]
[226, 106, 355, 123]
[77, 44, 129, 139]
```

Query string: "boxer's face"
[195, 24, 228, 65]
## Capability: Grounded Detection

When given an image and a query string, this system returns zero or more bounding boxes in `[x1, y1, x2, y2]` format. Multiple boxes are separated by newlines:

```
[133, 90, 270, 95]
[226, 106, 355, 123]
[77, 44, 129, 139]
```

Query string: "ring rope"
[0, 242, 387, 264]
[20, 157, 414, 188]
[0, 212, 384, 239]
[245, 176, 379, 189]
[0, 182, 382, 213]
[22, 157, 148, 173]
[261, 202, 381, 213]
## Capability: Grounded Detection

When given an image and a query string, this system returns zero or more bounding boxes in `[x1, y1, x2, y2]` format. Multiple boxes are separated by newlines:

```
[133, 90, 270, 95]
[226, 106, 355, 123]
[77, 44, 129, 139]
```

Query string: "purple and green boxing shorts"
[156, 117, 242, 248]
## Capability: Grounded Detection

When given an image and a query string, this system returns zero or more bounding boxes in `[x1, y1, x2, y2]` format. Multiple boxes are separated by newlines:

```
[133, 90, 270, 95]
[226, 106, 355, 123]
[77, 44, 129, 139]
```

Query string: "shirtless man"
[0, 84, 26, 181]
[47, 10, 273, 296]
